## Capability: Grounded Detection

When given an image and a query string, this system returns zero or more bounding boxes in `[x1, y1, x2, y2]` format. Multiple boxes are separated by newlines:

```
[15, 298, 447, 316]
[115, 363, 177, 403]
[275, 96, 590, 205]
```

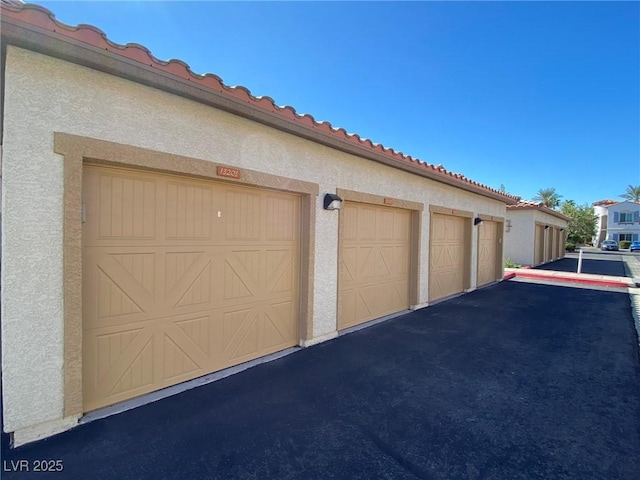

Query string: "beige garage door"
[82, 165, 300, 411]
[430, 213, 468, 302]
[557, 229, 565, 259]
[534, 224, 544, 265]
[338, 202, 411, 330]
[477, 221, 499, 287]
[545, 227, 553, 262]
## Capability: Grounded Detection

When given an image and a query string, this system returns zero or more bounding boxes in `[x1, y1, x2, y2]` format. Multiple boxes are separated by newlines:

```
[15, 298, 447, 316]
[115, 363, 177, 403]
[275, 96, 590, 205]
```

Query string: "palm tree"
[619, 185, 640, 203]
[533, 187, 563, 209]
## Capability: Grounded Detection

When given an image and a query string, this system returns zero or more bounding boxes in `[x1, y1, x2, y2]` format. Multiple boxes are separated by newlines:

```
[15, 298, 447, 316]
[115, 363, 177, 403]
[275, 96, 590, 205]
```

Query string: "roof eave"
[1, 13, 517, 205]
[507, 206, 571, 222]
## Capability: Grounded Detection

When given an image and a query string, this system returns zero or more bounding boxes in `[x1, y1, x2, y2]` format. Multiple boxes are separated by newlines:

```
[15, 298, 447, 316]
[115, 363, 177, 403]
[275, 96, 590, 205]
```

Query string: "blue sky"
[36, 1, 639, 205]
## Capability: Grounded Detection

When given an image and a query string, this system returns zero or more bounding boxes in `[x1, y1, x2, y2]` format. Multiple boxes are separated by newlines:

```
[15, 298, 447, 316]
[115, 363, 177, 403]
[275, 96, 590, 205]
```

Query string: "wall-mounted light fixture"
[323, 193, 343, 211]
[560, 228, 564, 232]
[544, 225, 550, 230]
[474, 217, 483, 226]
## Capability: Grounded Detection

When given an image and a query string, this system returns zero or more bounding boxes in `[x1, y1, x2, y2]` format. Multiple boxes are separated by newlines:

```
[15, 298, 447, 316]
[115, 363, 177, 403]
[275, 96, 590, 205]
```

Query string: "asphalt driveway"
[533, 254, 626, 276]
[3, 281, 640, 479]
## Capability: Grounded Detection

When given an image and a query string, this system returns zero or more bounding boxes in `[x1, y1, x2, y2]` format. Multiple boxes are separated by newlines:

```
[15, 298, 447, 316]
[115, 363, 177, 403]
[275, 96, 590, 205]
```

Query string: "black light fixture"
[544, 225, 550, 230]
[474, 217, 483, 226]
[323, 193, 343, 211]
[560, 228, 564, 232]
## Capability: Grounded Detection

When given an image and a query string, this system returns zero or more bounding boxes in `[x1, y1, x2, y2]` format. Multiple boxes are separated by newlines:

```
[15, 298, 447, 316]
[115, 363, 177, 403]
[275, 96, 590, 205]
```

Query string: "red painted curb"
[511, 270, 629, 288]
[503, 272, 517, 281]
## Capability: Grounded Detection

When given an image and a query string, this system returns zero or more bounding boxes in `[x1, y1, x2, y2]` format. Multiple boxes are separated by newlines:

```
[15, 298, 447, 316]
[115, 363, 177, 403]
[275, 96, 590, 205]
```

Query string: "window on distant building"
[619, 233, 632, 242]
[619, 212, 634, 223]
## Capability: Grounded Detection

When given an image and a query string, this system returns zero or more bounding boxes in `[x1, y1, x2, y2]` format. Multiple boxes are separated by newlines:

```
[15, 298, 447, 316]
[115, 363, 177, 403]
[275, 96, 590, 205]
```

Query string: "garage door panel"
[175, 261, 212, 308]
[340, 247, 357, 283]
[355, 247, 375, 279]
[341, 205, 358, 241]
[377, 210, 395, 240]
[163, 324, 211, 378]
[84, 312, 201, 410]
[224, 191, 262, 241]
[270, 255, 296, 294]
[83, 165, 300, 411]
[222, 307, 260, 360]
[111, 253, 156, 296]
[166, 182, 214, 240]
[165, 251, 207, 293]
[430, 244, 463, 270]
[477, 221, 498, 287]
[380, 280, 408, 315]
[534, 225, 544, 265]
[430, 214, 467, 301]
[266, 196, 297, 240]
[93, 326, 154, 399]
[224, 256, 259, 300]
[339, 203, 411, 329]
[175, 315, 212, 355]
[91, 257, 154, 319]
[166, 254, 212, 307]
[432, 271, 463, 299]
[108, 336, 155, 399]
[377, 246, 409, 277]
[377, 247, 394, 276]
[266, 249, 296, 292]
[356, 287, 376, 321]
[394, 214, 410, 241]
[339, 289, 356, 323]
[393, 246, 410, 275]
[95, 173, 157, 241]
[265, 302, 298, 348]
[357, 208, 378, 240]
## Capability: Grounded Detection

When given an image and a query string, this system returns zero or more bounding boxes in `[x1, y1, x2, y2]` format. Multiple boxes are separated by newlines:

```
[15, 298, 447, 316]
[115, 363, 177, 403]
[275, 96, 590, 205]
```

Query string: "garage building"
[504, 201, 570, 267]
[0, 3, 517, 446]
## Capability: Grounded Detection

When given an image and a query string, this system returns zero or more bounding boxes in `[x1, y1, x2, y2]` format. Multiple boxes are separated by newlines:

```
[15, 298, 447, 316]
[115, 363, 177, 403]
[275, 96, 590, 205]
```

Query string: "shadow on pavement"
[533, 257, 626, 276]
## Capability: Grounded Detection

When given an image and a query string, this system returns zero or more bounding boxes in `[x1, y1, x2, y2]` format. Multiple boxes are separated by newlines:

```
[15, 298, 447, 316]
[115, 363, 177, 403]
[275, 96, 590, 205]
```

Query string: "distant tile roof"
[0, 1, 520, 203]
[508, 200, 542, 208]
[592, 199, 619, 206]
[507, 201, 571, 222]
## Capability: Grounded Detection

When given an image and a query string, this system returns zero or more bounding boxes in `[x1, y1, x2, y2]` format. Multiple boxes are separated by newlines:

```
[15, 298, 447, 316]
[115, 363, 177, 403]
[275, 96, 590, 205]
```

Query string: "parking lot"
[2, 281, 639, 480]
[533, 250, 628, 276]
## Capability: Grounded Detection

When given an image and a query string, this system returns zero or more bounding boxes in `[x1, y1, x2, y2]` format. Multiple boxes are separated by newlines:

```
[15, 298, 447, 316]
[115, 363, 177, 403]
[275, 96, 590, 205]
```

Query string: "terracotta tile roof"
[592, 199, 618, 206]
[0, 2, 520, 203]
[507, 201, 571, 222]
[507, 200, 542, 209]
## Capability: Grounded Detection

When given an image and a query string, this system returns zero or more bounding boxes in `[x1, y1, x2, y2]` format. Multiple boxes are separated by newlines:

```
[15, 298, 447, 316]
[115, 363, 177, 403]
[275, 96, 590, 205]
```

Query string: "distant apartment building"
[593, 199, 640, 245]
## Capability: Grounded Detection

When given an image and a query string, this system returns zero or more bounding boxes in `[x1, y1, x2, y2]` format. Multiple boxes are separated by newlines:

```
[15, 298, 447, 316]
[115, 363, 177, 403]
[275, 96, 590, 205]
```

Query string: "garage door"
[557, 229, 565, 260]
[82, 165, 300, 411]
[545, 227, 553, 262]
[338, 202, 411, 330]
[534, 224, 544, 265]
[477, 221, 499, 287]
[551, 228, 560, 260]
[430, 214, 467, 302]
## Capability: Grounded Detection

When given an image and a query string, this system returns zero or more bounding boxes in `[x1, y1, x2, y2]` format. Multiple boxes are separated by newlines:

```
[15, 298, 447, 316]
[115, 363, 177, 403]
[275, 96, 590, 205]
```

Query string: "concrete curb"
[504, 268, 631, 289]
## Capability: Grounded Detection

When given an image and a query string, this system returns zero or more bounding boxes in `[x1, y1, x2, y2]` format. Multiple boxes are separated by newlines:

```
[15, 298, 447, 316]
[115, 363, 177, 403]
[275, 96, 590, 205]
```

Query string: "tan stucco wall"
[504, 209, 568, 266]
[504, 210, 536, 266]
[1, 47, 507, 440]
